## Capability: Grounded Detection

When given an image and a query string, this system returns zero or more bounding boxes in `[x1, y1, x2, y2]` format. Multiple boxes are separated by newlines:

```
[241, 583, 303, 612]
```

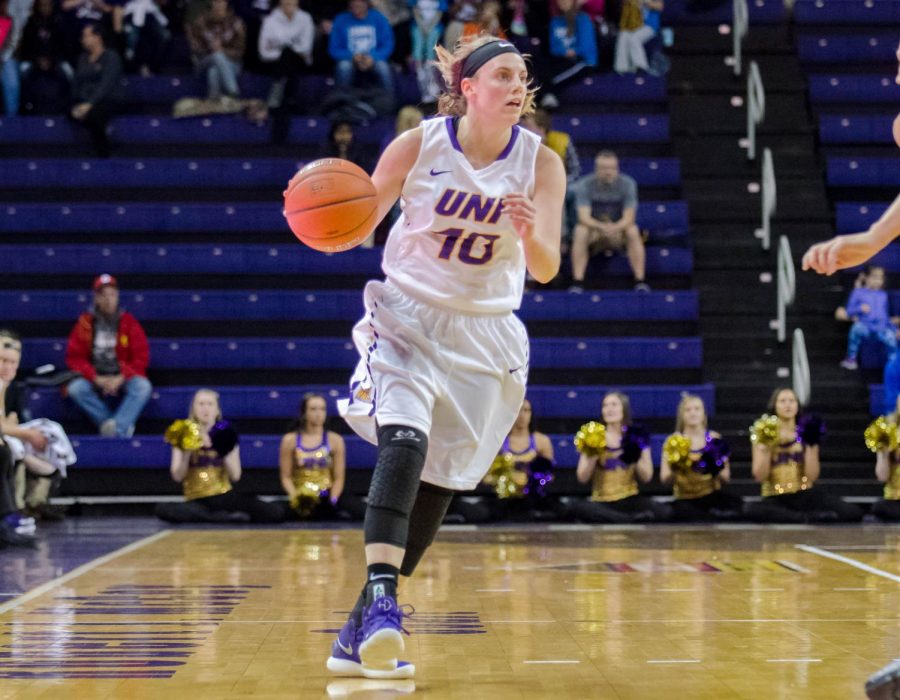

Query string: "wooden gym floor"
[0, 520, 897, 699]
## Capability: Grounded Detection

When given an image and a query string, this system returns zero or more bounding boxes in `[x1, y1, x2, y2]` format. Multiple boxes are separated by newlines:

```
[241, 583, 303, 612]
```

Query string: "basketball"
[283, 158, 378, 253]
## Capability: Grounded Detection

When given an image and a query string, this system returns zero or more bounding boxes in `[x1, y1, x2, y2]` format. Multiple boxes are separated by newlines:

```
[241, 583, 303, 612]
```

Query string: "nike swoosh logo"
[509, 366, 521, 374]
[429, 168, 451, 176]
[497, 42, 513, 48]
[338, 640, 354, 655]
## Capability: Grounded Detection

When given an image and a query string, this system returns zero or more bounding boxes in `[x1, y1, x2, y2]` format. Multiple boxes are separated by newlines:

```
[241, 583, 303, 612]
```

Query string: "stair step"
[668, 55, 807, 93]
[671, 94, 812, 135]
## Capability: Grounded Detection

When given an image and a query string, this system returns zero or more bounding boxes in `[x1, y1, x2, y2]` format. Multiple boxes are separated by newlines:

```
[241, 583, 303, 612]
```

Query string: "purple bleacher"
[819, 115, 896, 145]
[798, 34, 899, 64]
[661, 0, 784, 23]
[558, 114, 669, 143]
[111, 115, 272, 144]
[808, 75, 900, 104]
[122, 73, 272, 104]
[0, 200, 689, 233]
[575, 157, 681, 187]
[870, 384, 885, 415]
[28, 383, 715, 422]
[0, 243, 691, 278]
[0, 289, 699, 321]
[21, 337, 702, 370]
[794, 0, 900, 24]
[835, 202, 891, 234]
[557, 74, 666, 104]
[0, 116, 82, 143]
[827, 157, 900, 187]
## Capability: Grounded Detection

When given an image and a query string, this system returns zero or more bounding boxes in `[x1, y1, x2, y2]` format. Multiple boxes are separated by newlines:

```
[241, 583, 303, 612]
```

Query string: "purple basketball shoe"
[326, 616, 414, 679]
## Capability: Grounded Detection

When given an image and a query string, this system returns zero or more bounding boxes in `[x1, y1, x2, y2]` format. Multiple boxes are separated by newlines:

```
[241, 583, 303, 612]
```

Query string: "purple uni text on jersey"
[435, 188, 504, 224]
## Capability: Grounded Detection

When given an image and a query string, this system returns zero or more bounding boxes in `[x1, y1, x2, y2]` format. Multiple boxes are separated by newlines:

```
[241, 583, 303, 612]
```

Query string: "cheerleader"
[746, 387, 862, 523]
[571, 391, 670, 523]
[156, 389, 283, 523]
[279, 393, 364, 521]
[660, 394, 742, 521]
[866, 397, 900, 522]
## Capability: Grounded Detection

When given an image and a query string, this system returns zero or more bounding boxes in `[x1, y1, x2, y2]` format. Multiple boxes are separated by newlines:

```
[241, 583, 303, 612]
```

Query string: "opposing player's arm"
[370, 126, 424, 228]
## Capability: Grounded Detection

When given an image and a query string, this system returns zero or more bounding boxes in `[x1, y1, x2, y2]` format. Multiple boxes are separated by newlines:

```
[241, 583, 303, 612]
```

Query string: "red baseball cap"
[92, 274, 118, 291]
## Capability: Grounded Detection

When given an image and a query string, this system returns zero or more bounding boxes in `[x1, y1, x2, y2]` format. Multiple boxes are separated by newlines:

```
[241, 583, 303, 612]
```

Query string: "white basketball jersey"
[381, 116, 541, 314]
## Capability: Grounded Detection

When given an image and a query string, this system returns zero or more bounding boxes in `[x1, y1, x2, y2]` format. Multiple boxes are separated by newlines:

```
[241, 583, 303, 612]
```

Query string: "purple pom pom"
[797, 415, 825, 447]
[621, 425, 650, 464]
[697, 437, 730, 476]
[209, 420, 240, 457]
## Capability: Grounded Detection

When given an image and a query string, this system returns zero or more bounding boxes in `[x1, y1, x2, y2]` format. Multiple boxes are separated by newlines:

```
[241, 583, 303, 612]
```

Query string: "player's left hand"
[502, 192, 536, 241]
[801, 231, 883, 275]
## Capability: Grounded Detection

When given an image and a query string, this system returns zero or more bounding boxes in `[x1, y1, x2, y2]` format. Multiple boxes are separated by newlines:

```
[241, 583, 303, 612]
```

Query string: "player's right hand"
[801, 232, 884, 276]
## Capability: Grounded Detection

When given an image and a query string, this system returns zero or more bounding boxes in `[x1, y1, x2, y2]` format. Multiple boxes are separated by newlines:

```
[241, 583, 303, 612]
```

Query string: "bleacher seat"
[808, 75, 900, 104]
[22, 337, 703, 370]
[819, 115, 897, 145]
[794, 0, 900, 25]
[575, 157, 681, 187]
[798, 34, 899, 64]
[0, 289, 699, 321]
[661, 0, 785, 24]
[827, 157, 900, 187]
[835, 201, 891, 234]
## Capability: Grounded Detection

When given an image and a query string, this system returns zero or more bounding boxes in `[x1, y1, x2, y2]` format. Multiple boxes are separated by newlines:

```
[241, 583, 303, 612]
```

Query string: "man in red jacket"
[65, 275, 152, 438]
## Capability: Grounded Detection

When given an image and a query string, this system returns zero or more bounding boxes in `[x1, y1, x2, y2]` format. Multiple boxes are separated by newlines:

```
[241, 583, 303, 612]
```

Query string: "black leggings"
[0, 443, 17, 517]
[156, 491, 284, 523]
[572, 494, 671, 523]
[671, 490, 744, 522]
[745, 489, 863, 524]
[872, 499, 900, 522]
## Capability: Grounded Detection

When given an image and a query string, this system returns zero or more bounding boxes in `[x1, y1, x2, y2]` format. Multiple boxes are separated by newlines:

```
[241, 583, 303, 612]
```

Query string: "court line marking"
[567, 588, 606, 592]
[646, 660, 701, 664]
[475, 589, 514, 592]
[766, 659, 822, 663]
[656, 588, 696, 592]
[833, 587, 876, 591]
[0, 530, 172, 616]
[744, 588, 784, 592]
[796, 544, 900, 584]
[820, 545, 895, 551]
[523, 660, 580, 664]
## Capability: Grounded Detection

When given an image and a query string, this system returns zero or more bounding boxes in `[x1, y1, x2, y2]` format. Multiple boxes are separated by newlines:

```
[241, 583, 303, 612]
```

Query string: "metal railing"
[792, 328, 811, 406]
[774, 235, 795, 343]
[746, 60, 765, 160]
[732, 0, 749, 76]
[754, 147, 777, 250]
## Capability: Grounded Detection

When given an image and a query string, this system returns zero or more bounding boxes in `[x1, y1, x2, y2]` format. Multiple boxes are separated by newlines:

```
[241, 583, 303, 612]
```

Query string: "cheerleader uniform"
[156, 446, 283, 523]
[286, 434, 364, 521]
[669, 433, 743, 522]
[872, 450, 900, 521]
[746, 439, 862, 523]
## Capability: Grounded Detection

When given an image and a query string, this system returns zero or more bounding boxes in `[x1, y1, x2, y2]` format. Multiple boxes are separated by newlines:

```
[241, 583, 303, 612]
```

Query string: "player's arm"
[369, 126, 423, 228]
[504, 144, 566, 284]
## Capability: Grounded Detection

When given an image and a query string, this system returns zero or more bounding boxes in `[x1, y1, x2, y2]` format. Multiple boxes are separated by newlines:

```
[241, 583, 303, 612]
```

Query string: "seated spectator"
[839, 265, 897, 371]
[615, 0, 664, 76]
[234, 0, 272, 74]
[258, 0, 313, 109]
[278, 393, 364, 521]
[409, 0, 446, 103]
[537, 0, 598, 110]
[0, 437, 36, 547]
[328, 0, 394, 95]
[0, 331, 74, 522]
[308, 0, 344, 73]
[570, 150, 648, 292]
[461, 0, 504, 40]
[18, 0, 74, 114]
[121, 0, 170, 75]
[571, 391, 670, 523]
[870, 397, 900, 522]
[65, 274, 152, 438]
[60, 0, 115, 66]
[371, 0, 411, 65]
[320, 119, 367, 167]
[187, 0, 246, 102]
[157, 389, 283, 523]
[745, 387, 862, 523]
[70, 23, 124, 158]
[659, 394, 742, 521]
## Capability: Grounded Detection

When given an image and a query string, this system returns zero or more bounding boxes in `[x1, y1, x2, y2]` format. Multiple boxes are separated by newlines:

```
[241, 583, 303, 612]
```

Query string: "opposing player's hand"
[502, 192, 536, 241]
[801, 232, 884, 276]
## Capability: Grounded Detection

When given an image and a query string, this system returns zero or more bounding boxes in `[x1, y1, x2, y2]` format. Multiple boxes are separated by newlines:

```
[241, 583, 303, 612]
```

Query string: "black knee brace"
[363, 425, 429, 547]
[400, 481, 455, 577]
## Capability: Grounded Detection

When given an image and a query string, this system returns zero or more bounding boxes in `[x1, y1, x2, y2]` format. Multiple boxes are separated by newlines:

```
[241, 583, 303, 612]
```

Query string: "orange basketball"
[283, 158, 378, 253]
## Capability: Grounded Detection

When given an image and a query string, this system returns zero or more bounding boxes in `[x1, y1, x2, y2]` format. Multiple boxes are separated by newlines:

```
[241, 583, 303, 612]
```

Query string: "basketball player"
[329, 34, 566, 679]
[801, 42, 900, 700]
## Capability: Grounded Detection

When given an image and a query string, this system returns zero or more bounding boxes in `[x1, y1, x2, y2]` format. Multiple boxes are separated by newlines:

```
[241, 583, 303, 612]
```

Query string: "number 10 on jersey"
[435, 228, 500, 266]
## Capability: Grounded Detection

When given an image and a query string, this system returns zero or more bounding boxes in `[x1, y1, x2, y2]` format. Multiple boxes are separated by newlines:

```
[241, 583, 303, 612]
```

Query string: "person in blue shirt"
[537, 0, 597, 109]
[840, 265, 898, 370]
[328, 0, 395, 95]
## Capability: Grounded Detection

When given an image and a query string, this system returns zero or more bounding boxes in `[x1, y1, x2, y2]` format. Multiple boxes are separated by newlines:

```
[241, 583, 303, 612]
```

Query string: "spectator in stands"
[659, 394, 742, 521]
[157, 389, 283, 523]
[234, 0, 272, 73]
[0, 331, 74, 522]
[70, 23, 124, 158]
[187, 0, 246, 102]
[60, 0, 115, 66]
[370, 0, 411, 65]
[320, 119, 367, 167]
[278, 393, 364, 521]
[570, 150, 648, 292]
[258, 0, 313, 109]
[0, 0, 18, 115]
[328, 0, 395, 95]
[0, 438, 35, 547]
[614, 0, 665, 76]
[537, 0, 598, 110]
[441, 0, 476, 50]
[872, 394, 900, 522]
[746, 387, 862, 523]
[308, 0, 344, 73]
[571, 391, 669, 523]
[17, 0, 74, 114]
[839, 265, 897, 371]
[461, 0, 504, 40]
[65, 274, 153, 439]
[409, 0, 446, 103]
[121, 0, 170, 75]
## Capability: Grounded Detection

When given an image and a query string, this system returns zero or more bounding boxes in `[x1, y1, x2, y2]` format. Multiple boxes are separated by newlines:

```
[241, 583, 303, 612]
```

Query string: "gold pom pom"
[864, 416, 898, 453]
[164, 419, 203, 451]
[663, 433, 692, 470]
[291, 480, 325, 517]
[749, 414, 779, 447]
[486, 452, 525, 499]
[574, 421, 606, 456]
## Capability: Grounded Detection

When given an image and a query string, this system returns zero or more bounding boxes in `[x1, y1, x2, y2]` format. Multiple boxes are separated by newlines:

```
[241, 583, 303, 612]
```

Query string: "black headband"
[459, 40, 522, 86]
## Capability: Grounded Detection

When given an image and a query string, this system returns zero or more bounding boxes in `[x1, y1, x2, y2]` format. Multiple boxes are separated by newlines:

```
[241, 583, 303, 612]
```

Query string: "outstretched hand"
[502, 192, 536, 241]
[801, 231, 886, 276]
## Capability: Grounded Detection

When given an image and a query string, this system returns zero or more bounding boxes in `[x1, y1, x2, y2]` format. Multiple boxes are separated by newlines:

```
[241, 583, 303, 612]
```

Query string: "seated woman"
[571, 391, 669, 523]
[866, 398, 900, 522]
[660, 394, 742, 521]
[278, 393, 364, 521]
[156, 389, 283, 523]
[746, 387, 862, 523]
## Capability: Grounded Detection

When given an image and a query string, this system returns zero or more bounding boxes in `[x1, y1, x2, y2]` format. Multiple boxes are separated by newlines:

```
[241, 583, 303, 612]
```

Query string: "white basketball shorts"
[338, 279, 529, 491]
